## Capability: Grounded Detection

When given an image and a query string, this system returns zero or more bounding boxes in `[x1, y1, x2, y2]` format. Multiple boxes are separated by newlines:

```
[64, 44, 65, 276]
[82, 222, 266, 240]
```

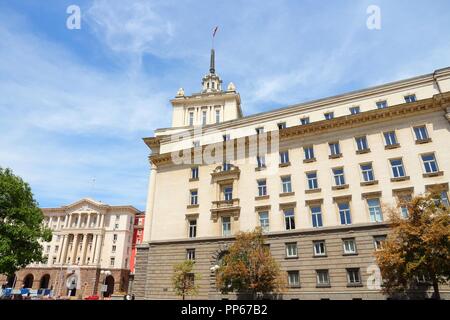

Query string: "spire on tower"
[210, 49, 215, 74]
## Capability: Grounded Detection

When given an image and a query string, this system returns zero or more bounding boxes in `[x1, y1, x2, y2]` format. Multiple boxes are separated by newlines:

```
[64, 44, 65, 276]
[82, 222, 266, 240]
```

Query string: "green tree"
[172, 260, 201, 300]
[0, 168, 52, 277]
[215, 228, 285, 299]
[375, 193, 450, 299]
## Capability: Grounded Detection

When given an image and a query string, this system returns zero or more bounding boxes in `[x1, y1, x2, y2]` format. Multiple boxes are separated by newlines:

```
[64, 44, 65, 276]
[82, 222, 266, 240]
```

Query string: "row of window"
[186, 191, 449, 237]
[268, 94, 417, 132]
[286, 268, 362, 288]
[188, 108, 222, 126]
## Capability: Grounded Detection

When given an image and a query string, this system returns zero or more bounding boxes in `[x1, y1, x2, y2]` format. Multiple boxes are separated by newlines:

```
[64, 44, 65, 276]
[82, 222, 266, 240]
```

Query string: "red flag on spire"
[212, 26, 218, 37]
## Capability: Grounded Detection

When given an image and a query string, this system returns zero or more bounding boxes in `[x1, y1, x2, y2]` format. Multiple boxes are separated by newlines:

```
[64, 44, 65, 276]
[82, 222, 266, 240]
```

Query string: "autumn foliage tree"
[375, 193, 450, 299]
[215, 228, 285, 299]
[172, 260, 201, 300]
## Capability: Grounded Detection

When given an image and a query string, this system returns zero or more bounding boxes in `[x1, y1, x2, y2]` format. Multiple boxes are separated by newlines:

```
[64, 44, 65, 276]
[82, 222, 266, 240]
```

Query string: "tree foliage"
[172, 260, 201, 300]
[215, 228, 285, 299]
[0, 167, 52, 276]
[375, 193, 450, 299]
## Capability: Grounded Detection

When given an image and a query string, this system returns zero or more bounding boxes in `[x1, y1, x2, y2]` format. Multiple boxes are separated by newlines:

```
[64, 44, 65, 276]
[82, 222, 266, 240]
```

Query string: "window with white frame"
[222, 217, 231, 236]
[112, 245, 116, 253]
[390, 159, 406, 178]
[384, 131, 398, 146]
[257, 155, 266, 168]
[110, 257, 115, 267]
[113, 234, 118, 242]
[343, 238, 357, 254]
[306, 172, 318, 190]
[186, 249, 196, 261]
[329, 142, 341, 156]
[191, 167, 199, 179]
[202, 110, 207, 126]
[338, 202, 352, 225]
[398, 195, 412, 218]
[300, 117, 310, 125]
[440, 191, 449, 207]
[257, 179, 267, 196]
[189, 112, 194, 126]
[347, 268, 361, 285]
[324, 112, 334, 120]
[413, 126, 429, 141]
[279, 151, 290, 164]
[367, 198, 383, 222]
[333, 168, 345, 186]
[373, 235, 386, 250]
[313, 241, 326, 256]
[422, 153, 438, 173]
[361, 163, 374, 182]
[288, 271, 300, 287]
[259, 212, 269, 232]
[285, 243, 298, 258]
[316, 270, 330, 286]
[311, 205, 323, 228]
[190, 190, 198, 205]
[304, 146, 315, 160]
[223, 186, 233, 201]
[281, 176, 292, 193]
[355, 136, 369, 151]
[376, 100, 388, 109]
[404, 94, 416, 103]
[215, 109, 220, 123]
[284, 209, 295, 230]
[188, 220, 197, 238]
[349, 106, 360, 115]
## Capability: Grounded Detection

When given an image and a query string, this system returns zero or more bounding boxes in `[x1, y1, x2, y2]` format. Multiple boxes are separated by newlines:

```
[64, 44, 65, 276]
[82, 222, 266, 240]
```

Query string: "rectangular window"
[259, 212, 269, 232]
[191, 167, 199, 179]
[440, 191, 449, 207]
[414, 126, 429, 141]
[215, 110, 220, 123]
[338, 202, 352, 225]
[384, 131, 398, 146]
[222, 162, 231, 171]
[186, 249, 196, 261]
[202, 110, 207, 126]
[311, 206, 323, 228]
[281, 176, 292, 193]
[360, 163, 374, 182]
[373, 235, 386, 250]
[110, 258, 115, 267]
[333, 168, 345, 186]
[224, 186, 233, 201]
[349, 106, 360, 115]
[404, 94, 416, 103]
[257, 179, 267, 196]
[112, 245, 116, 253]
[306, 172, 318, 190]
[284, 209, 295, 230]
[316, 270, 330, 285]
[390, 159, 405, 178]
[222, 217, 231, 236]
[343, 239, 357, 254]
[54, 245, 59, 253]
[288, 271, 300, 287]
[300, 117, 310, 125]
[190, 190, 198, 205]
[304, 146, 315, 160]
[422, 154, 438, 173]
[279, 151, 290, 164]
[398, 195, 412, 218]
[376, 100, 388, 109]
[313, 241, 326, 256]
[347, 268, 361, 285]
[277, 122, 287, 130]
[189, 220, 197, 238]
[324, 112, 334, 120]
[189, 112, 194, 126]
[255, 127, 264, 135]
[368, 199, 383, 222]
[355, 136, 368, 151]
[285, 243, 298, 258]
[113, 234, 118, 241]
[329, 142, 341, 156]
[257, 155, 266, 168]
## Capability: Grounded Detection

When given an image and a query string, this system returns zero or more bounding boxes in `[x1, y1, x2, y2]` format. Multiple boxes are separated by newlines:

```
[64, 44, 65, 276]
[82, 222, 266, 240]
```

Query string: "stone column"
[143, 164, 157, 243]
[77, 214, 82, 228]
[57, 235, 66, 263]
[62, 234, 71, 264]
[70, 234, 79, 264]
[87, 213, 92, 229]
[80, 233, 89, 265]
[94, 234, 104, 266]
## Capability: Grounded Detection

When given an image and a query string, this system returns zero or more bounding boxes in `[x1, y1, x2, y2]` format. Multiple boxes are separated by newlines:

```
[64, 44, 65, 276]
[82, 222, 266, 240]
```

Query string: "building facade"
[130, 213, 146, 274]
[133, 50, 450, 299]
[0, 198, 140, 298]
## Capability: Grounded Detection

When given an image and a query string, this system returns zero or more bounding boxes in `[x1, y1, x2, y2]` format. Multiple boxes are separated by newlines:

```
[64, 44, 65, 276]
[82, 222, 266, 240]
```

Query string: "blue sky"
[1, 0, 450, 210]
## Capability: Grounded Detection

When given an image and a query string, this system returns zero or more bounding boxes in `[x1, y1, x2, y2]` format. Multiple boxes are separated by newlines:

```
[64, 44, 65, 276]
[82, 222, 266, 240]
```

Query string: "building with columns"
[133, 48, 450, 300]
[1, 198, 140, 298]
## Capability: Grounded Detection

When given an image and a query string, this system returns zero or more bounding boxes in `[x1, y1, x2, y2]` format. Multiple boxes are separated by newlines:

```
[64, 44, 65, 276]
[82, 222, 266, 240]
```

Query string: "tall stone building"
[134, 49, 450, 299]
[1, 198, 140, 298]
